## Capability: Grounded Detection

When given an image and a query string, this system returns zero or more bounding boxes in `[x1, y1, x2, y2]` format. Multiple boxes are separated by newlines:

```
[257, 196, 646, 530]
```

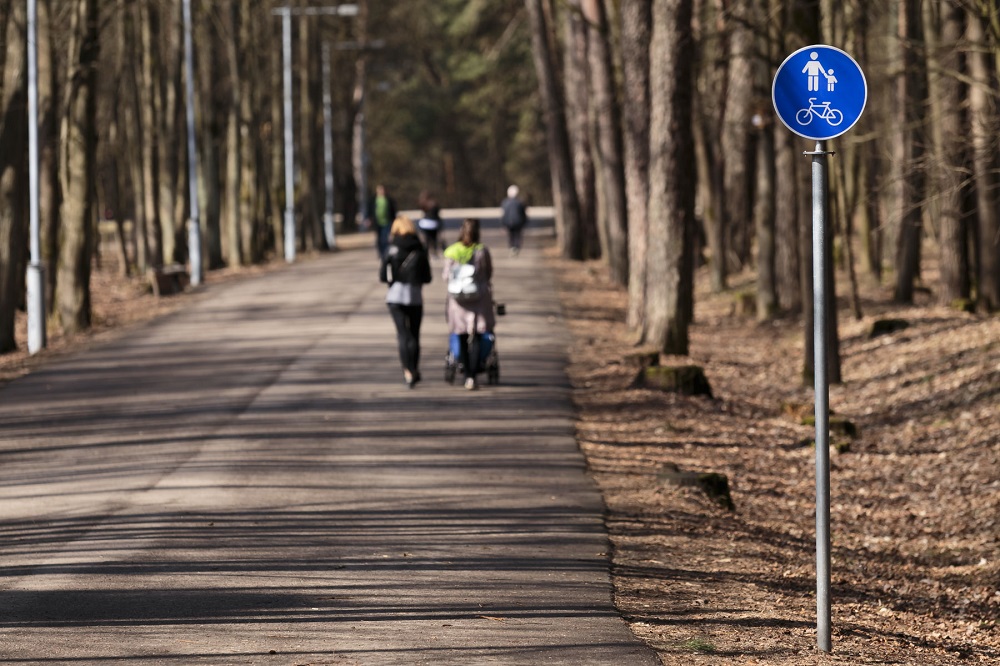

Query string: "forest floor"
[549, 249, 999, 665]
[2, 241, 998, 665]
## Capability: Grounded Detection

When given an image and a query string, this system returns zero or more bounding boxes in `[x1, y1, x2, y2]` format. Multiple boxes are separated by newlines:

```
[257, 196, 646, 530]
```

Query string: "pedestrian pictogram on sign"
[772, 45, 867, 141]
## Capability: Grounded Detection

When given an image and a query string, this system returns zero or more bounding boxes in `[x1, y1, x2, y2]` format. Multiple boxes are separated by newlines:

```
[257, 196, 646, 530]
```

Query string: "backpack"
[447, 263, 479, 303]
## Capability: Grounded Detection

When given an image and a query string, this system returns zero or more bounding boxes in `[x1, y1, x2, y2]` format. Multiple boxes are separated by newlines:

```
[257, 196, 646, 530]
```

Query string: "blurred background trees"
[0, 0, 997, 370]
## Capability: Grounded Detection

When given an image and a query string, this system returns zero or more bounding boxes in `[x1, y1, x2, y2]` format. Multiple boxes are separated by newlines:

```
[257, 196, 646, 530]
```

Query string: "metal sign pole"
[807, 140, 832, 652]
[280, 8, 296, 263]
[26, 0, 46, 354]
[322, 40, 337, 249]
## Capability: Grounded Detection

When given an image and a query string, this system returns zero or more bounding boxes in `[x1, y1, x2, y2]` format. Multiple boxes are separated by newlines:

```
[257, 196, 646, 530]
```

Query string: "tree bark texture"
[526, 0, 582, 260]
[582, 0, 628, 285]
[620, 0, 652, 337]
[930, 2, 971, 303]
[646, 0, 696, 355]
[0, 1, 29, 352]
[721, 0, 755, 271]
[893, 0, 927, 303]
[55, 0, 99, 334]
[563, 0, 595, 261]
[967, 5, 1000, 312]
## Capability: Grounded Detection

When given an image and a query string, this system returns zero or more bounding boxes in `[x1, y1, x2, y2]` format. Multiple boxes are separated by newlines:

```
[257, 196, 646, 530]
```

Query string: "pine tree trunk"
[968, 6, 1000, 312]
[893, 0, 927, 303]
[563, 0, 594, 261]
[39, 0, 61, 304]
[138, 0, 163, 268]
[0, 1, 29, 353]
[932, 1, 970, 303]
[224, 1, 243, 266]
[722, 0, 754, 271]
[526, 0, 582, 260]
[646, 0, 695, 355]
[196, 5, 223, 270]
[55, 0, 98, 335]
[621, 0, 652, 338]
[583, 0, 628, 285]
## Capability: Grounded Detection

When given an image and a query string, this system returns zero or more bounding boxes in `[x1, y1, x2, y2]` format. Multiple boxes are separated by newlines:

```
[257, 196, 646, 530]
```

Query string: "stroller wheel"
[444, 354, 457, 384]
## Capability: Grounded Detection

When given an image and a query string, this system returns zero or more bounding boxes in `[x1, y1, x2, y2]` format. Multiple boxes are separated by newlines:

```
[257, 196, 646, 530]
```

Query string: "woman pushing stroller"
[443, 218, 496, 390]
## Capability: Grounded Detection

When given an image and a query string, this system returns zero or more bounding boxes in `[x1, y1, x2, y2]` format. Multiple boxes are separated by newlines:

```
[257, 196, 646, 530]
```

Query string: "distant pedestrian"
[417, 191, 443, 256]
[379, 215, 432, 388]
[364, 184, 397, 259]
[443, 218, 495, 390]
[500, 185, 528, 256]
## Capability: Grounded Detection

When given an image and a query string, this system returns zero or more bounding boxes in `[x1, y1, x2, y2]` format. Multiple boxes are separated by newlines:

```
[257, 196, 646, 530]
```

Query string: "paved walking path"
[0, 229, 658, 665]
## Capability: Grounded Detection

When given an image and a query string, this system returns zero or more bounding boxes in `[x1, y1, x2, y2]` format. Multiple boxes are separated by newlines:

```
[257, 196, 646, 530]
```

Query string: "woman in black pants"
[379, 216, 432, 387]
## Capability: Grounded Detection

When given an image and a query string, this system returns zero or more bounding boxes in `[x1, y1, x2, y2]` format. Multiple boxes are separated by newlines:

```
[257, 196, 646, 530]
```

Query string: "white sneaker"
[464, 377, 477, 390]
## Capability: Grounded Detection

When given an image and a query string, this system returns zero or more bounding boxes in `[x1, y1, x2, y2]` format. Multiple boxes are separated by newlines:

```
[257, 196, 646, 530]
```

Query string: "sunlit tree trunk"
[564, 0, 595, 261]
[224, 1, 243, 266]
[138, 0, 162, 268]
[646, 0, 695, 355]
[967, 4, 1000, 312]
[526, 0, 581, 259]
[55, 0, 99, 334]
[582, 0, 628, 285]
[722, 0, 754, 271]
[621, 0, 651, 339]
[931, 1, 971, 303]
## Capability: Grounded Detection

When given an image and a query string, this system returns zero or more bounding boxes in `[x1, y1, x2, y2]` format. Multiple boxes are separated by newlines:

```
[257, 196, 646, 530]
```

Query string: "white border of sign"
[772, 44, 868, 141]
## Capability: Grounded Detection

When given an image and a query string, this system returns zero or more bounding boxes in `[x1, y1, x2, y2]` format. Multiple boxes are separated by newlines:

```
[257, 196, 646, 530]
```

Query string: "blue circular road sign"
[772, 44, 867, 141]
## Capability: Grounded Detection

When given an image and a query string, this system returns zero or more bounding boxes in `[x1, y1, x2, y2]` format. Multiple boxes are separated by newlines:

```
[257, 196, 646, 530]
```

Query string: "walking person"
[379, 215, 432, 388]
[500, 185, 528, 256]
[416, 191, 443, 256]
[365, 183, 397, 259]
[443, 218, 495, 390]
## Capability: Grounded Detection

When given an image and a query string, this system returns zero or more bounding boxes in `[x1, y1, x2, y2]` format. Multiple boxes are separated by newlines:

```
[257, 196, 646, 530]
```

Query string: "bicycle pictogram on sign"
[796, 98, 843, 127]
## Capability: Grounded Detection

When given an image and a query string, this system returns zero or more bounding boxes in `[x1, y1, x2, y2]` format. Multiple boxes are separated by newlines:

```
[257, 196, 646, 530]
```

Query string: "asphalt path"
[0, 227, 658, 665]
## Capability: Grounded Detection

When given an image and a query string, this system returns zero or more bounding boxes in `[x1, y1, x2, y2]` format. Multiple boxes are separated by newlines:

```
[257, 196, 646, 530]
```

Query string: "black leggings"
[387, 304, 423, 374]
[458, 333, 480, 380]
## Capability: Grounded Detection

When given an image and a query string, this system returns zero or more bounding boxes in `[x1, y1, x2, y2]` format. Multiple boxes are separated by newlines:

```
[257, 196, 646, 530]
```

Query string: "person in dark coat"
[379, 215, 432, 387]
[499, 184, 528, 256]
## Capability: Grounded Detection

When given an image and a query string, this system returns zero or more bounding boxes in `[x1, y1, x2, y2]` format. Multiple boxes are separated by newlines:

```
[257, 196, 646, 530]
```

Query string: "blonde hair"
[390, 215, 418, 238]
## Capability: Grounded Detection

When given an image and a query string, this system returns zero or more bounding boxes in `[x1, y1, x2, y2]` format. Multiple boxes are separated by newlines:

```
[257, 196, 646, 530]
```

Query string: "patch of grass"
[681, 637, 717, 654]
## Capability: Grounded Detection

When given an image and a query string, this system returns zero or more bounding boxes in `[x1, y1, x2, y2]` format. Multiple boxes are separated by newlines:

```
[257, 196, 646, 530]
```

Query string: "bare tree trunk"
[224, 1, 243, 266]
[893, 0, 927, 303]
[621, 0, 651, 338]
[583, 0, 628, 285]
[238, 1, 260, 263]
[526, 0, 582, 259]
[196, 3, 222, 269]
[646, 0, 695, 355]
[138, 0, 162, 268]
[564, 0, 594, 260]
[157, 2, 181, 264]
[968, 5, 1000, 312]
[931, 1, 971, 303]
[55, 0, 98, 334]
[696, 0, 727, 292]
[0, 1, 29, 352]
[39, 0, 61, 303]
[298, 14, 318, 251]
[722, 0, 754, 271]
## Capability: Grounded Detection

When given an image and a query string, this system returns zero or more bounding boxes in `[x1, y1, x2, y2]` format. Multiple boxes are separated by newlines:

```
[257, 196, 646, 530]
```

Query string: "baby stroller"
[444, 302, 504, 385]
[444, 331, 499, 385]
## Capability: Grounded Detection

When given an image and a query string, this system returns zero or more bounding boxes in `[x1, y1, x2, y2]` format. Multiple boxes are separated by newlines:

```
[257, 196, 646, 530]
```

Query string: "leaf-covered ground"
[549, 250, 999, 665]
